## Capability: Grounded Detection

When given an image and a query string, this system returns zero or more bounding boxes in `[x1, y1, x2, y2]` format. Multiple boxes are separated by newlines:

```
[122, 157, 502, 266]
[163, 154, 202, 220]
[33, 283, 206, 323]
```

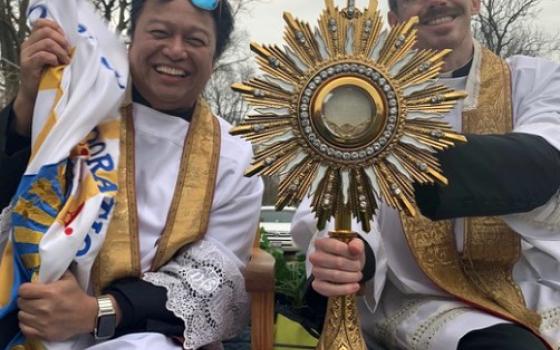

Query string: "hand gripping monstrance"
[230, 1, 467, 348]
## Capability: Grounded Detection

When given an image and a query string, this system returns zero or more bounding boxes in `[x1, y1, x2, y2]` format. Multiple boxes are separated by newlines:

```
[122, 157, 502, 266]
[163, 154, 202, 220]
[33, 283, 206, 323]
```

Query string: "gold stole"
[91, 99, 221, 293]
[400, 48, 548, 344]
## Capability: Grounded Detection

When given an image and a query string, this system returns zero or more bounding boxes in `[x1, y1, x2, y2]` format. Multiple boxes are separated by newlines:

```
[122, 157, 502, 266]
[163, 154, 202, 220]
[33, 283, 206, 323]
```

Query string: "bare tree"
[91, 0, 131, 34]
[0, 0, 29, 104]
[203, 0, 263, 124]
[474, 0, 560, 58]
[204, 58, 254, 125]
[204, 25, 258, 124]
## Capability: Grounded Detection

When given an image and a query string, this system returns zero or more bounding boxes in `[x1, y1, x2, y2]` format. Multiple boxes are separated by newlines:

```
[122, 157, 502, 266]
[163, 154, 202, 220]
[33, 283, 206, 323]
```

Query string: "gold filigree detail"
[401, 48, 550, 348]
[231, 0, 467, 231]
[317, 295, 367, 350]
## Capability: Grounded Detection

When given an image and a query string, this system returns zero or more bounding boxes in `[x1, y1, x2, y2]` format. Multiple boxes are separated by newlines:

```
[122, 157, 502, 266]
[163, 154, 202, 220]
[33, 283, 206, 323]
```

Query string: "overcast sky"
[237, 0, 559, 58]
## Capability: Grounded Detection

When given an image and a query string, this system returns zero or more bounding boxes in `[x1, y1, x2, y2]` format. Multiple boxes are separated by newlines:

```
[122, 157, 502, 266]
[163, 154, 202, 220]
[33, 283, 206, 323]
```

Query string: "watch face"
[96, 314, 117, 339]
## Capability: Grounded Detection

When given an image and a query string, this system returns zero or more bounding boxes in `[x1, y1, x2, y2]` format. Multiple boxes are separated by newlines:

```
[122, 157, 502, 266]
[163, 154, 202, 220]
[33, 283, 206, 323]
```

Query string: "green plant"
[259, 229, 307, 308]
[260, 229, 321, 339]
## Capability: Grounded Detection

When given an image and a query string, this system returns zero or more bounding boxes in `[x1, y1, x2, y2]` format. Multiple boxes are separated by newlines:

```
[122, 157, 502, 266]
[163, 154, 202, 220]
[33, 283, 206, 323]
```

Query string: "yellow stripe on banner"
[0, 241, 15, 306]
[10, 338, 46, 350]
[31, 108, 58, 160]
[14, 227, 44, 245]
[57, 162, 68, 195]
[27, 338, 46, 350]
[31, 64, 66, 161]
[20, 253, 41, 269]
[27, 178, 63, 211]
[38, 65, 64, 91]
[98, 119, 121, 140]
[14, 198, 56, 227]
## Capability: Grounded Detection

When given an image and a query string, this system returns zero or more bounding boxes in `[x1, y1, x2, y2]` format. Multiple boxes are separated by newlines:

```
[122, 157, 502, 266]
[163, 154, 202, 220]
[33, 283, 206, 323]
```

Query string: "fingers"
[347, 238, 365, 257]
[28, 19, 70, 51]
[22, 22, 71, 67]
[312, 279, 360, 297]
[312, 266, 363, 284]
[19, 322, 42, 340]
[18, 310, 44, 330]
[14, 20, 69, 131]
[16, 273, 91, 342]
[314, 237, 356, 259]
[17, 296, 52, 316]
[310, 238, 367, 297]
[310, 238, 365, 272]
[314, 237, 365, 259]
[18, 311, 57, 342]
[23, 39, 70, 65]
[310, 250, 362, 273]
[18, 282, 49, 300]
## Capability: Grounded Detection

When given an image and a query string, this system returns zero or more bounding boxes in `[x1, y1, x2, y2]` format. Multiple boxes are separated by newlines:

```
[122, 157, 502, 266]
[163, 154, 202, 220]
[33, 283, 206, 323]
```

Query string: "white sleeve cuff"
[142, 240, 249, 350]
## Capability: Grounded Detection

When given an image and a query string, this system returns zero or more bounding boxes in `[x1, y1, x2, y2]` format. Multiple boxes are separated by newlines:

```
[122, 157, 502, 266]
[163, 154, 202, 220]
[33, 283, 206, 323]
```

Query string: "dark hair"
[388, 0, 397, 12]
[130, 0, 234, 61]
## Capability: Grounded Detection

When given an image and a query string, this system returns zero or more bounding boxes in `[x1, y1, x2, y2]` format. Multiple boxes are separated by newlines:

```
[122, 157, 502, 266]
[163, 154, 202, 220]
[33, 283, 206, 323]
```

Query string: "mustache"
[419, 6, 465, 24]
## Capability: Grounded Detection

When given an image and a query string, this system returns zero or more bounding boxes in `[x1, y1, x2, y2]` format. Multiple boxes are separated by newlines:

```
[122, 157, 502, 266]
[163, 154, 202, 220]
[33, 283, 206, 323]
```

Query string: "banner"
[0, 0, 128, 348]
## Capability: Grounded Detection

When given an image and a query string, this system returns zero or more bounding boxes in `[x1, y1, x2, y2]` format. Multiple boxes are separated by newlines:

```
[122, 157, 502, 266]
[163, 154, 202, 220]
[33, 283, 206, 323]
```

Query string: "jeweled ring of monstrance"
[231, 0, 467, 348]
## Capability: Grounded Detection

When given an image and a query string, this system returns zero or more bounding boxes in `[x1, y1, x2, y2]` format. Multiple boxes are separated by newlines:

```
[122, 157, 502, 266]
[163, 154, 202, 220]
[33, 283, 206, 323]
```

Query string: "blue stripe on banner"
[14, 161, 67, 200]
[11, 243, 39, 256]
[51, 161, 68, 201]
[0, 249, 24, 318]
[15, 175, 36, 200]
[36, 200, 58, 218]
[17, 193, 59, 218]
[11, 214, 49, 233]
[13, 237, 36, 282]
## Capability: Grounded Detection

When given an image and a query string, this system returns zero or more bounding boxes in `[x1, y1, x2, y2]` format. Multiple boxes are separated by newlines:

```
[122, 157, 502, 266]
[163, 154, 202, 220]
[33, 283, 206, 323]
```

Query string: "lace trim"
[0, 205, 12, 252]
[409, 307, 469, 350]
[143, 240, 249, 350]
[515, 190, 560, 231]
[540, 306, 560, 332]
[373, 298, 425, 349]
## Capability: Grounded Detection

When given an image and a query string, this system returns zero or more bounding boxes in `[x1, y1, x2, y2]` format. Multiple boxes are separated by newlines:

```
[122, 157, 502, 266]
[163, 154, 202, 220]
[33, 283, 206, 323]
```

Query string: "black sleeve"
[0, 102, 31, 209]
[360, 236, 376, 283]
[415, 133, 560, 220]
[0, 310, 19, 350]
[103, 278, 184, 338]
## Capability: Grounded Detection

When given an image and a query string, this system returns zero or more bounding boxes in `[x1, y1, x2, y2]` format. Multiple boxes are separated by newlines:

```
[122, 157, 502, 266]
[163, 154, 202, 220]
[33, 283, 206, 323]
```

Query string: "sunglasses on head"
[191, 0, 220, 11]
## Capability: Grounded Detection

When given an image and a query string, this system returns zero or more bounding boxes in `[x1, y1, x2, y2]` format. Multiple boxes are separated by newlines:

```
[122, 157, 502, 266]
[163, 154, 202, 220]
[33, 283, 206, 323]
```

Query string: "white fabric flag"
[0, 0, 128, 349]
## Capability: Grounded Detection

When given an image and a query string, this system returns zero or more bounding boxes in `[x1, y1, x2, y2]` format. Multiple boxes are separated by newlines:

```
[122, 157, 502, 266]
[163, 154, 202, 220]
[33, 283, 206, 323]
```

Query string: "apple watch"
[94, 295, 117, 340]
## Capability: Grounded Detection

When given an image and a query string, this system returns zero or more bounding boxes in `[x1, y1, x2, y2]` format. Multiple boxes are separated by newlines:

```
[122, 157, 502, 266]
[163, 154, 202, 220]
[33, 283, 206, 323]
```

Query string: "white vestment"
[84, 103, 263, 349]
[292, 44, 560, 350]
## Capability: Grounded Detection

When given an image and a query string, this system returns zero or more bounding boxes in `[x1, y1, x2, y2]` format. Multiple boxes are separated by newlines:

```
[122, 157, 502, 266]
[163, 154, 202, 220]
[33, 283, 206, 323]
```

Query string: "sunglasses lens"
[191, 0, 219, 11]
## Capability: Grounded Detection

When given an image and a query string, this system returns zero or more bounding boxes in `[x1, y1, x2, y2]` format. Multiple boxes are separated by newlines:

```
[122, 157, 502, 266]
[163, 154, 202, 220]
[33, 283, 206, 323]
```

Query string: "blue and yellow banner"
[0, 0, 128, 349]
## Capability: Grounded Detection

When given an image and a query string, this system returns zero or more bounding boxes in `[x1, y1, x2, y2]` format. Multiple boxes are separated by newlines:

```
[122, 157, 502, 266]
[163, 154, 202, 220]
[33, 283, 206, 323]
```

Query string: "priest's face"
[129, 0, 217, 111]
[388, 0, 480, 52]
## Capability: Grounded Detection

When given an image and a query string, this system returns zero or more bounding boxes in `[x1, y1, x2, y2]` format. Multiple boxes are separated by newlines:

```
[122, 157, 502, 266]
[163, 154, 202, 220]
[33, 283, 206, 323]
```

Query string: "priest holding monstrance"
[231, 0, 560, 349]
[288, 1, 560, 350]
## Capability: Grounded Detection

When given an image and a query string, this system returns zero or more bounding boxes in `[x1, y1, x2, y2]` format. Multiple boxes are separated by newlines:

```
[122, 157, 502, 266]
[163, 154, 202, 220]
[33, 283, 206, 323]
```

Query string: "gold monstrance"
[231, 0, 467, 348]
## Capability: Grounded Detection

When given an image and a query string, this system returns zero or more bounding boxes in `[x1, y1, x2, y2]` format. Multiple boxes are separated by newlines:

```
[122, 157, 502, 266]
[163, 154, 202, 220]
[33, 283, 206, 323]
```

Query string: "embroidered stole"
[400, 48, 547, 342]
[91, 99, 221, 293]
